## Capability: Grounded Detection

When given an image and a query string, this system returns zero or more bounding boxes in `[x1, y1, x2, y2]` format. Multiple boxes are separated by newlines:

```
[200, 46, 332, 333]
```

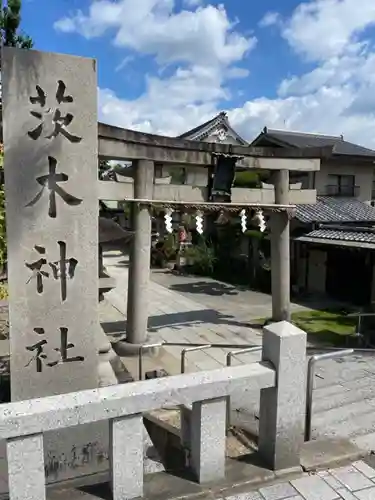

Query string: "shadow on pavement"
[168, 280, 239, 297]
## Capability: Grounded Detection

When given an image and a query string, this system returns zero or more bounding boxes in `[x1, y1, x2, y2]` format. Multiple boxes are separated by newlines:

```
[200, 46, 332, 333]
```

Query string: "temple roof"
[296, 196, 375, 224]
[251, 128, 375, 159]
[177, 111, 248, 145]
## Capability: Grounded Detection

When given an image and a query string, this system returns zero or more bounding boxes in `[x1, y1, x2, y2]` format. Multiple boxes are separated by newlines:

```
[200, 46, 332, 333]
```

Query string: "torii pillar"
[271, 170, 291, 322]
[126, 160, 154, 350]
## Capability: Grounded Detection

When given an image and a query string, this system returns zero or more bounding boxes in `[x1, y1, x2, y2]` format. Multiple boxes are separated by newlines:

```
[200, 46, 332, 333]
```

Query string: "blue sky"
[21, 0, 375, 146]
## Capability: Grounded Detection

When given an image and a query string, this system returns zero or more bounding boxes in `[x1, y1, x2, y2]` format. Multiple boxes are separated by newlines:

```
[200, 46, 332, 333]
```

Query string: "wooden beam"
[98, 122, 330, 169]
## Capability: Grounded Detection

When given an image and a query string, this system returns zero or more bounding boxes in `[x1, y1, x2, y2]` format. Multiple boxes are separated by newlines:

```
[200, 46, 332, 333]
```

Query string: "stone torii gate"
[98, 123, 331, 351]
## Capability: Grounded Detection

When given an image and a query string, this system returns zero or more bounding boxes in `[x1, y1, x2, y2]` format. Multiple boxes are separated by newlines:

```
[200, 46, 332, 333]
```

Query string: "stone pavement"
[103, 250, 375, 454]
[104, 250, 263, 375]
[220, 460, 375, 500]
[150, 270, 308, 322]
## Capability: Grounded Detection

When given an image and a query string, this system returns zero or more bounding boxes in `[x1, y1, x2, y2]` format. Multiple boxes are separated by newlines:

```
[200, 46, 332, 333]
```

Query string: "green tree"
[0, 0, 33, 49]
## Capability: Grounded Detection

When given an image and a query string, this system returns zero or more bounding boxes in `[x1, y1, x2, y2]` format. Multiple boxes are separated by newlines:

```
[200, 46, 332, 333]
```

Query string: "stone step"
[313, 381, 375, 414]
[313, 364, 374, 389]
[313, 399, 375, 428]
[314, 406, 375, 442]
[352, 432, 375, 452]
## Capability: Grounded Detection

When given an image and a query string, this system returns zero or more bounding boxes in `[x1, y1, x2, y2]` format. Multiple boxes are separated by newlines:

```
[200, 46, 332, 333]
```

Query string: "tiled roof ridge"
[178, 111, 248, 144]
[177, 112, 226, 139]
[265, 127, 340, 140]
[318, 223, 375, 233]
[262, 128, 375, 155]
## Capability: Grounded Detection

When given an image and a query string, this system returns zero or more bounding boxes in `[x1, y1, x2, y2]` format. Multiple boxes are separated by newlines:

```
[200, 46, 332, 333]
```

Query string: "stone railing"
[0, 321, 306, 500]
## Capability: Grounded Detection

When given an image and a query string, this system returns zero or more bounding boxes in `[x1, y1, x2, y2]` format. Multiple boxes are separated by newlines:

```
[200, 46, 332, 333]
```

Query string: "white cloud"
[99, 64, 225, 135]
[226, 67, 250, 79]
[54, 1, 255, 68]
[115, 55, 134, 72]
[281, 0, 375, 62]
[259, 11, 280, 28]
[249, 0, 375, 147]
[57, 0, 375, 148]
[229, 86, 375, 146]
[56, 1, 255, 137]
[183, 0, 204, 7]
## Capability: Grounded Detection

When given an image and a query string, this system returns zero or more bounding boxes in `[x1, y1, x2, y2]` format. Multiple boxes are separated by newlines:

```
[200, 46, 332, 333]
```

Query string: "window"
[372, 170, 375, 200]
[327, 174, 355, 196]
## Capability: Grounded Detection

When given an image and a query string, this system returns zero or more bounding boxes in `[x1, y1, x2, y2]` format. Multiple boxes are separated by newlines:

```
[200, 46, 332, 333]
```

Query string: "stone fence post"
[258, 320, 307, 470]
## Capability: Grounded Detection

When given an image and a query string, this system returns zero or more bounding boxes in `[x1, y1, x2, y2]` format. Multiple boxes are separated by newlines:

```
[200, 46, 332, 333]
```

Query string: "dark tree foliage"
[1, 0, 33, 49]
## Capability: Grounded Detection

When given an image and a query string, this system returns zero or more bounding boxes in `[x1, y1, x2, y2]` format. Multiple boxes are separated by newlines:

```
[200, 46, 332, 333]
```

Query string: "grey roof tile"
[296, 197, 375, 223]
[304, 228, 375, 244]
[254, 129, 375, 158]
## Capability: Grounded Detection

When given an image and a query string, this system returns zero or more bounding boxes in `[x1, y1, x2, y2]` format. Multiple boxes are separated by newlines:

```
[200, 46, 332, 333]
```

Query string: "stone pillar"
[271, 170, 290, 321]
[258, 321, 306, 470]
[7, 434, 46, 500]
[190, 397, 227, 483]
[126, 160, 154, 347]
[110, 414, 143, 499]
[2, 47, 108, 486]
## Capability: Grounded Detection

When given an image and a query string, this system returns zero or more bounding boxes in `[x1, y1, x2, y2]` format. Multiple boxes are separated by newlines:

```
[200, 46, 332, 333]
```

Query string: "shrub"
[151, 233, 178, 267]
[233, 170, 271, 188]
[162, 233, 178, 261]
[184, 239, 217, 276]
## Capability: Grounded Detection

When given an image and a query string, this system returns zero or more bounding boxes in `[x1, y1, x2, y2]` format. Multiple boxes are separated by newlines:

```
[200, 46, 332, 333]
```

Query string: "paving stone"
[224, 492, 263, 500]
[354, 486, 375, 499]
[330, 465, 373, 491]
[291, 475, 340, 500]
[259, 482, 299, 500]
[353, 461, 375, 479]
[318, 471, 330, 477]
[335, 489, 358, 500]
[323, 474, 346, 491]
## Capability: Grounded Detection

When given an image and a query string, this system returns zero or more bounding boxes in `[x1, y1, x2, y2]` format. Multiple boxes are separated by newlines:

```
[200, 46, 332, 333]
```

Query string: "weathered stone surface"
[330, 464, 373, 491]
[110, 414, 143, 499]
[190, 397, 227, 483]
[291, 475, 338, 500]
[3, 47, 99, 399]
[352, 460, 375, 479]
[2, 47, 108, 488]
[355, 487, 375, 499]
[7, 434, 45, 500]
[125, 159, 154, 347]
[258, 321, 307, 470]
[301, 438, 364, 472]
[0, 362, 275, 439]
[259, 482, 299, 500]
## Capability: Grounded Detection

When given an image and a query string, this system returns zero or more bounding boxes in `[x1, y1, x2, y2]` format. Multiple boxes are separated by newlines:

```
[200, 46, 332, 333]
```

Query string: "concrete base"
[300, 438, 366, 472]
[111, 339, 160, 357]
